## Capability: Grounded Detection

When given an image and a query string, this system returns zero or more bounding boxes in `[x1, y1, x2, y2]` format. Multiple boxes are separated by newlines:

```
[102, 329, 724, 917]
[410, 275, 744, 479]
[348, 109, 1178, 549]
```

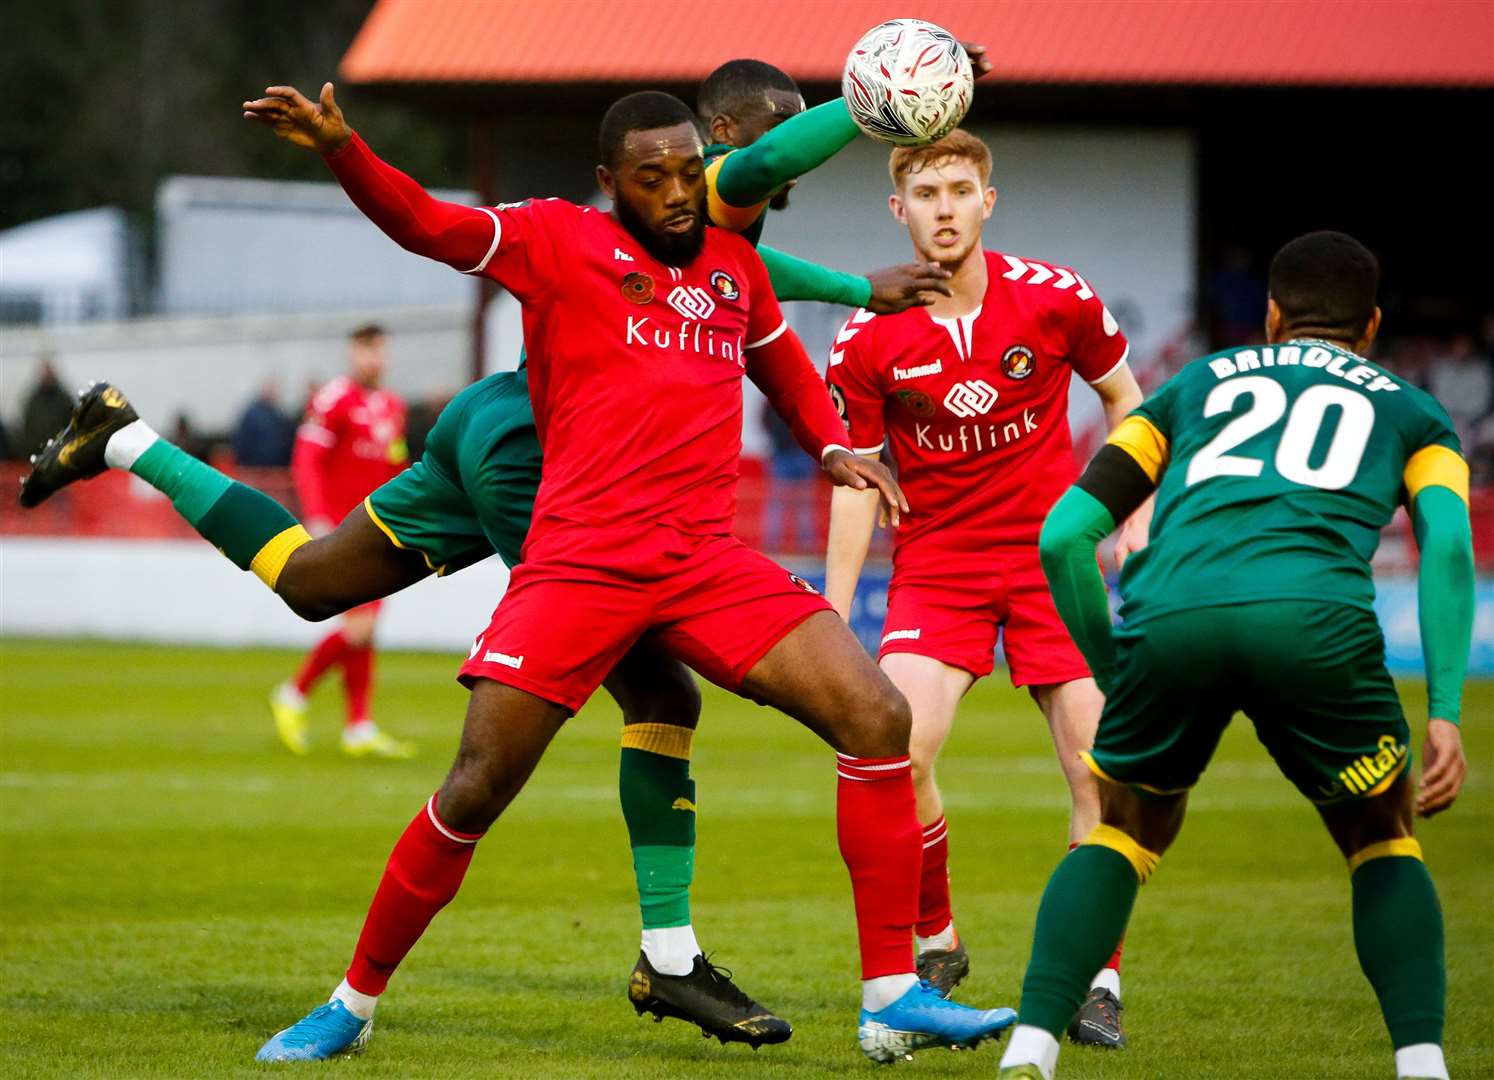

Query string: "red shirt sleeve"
[1059, 269, 1131, 385]
[825, 311, 887, 455]
[739, 246, 848, 459]
[322, 133, 569, 303]
[292, 382, 347, 523]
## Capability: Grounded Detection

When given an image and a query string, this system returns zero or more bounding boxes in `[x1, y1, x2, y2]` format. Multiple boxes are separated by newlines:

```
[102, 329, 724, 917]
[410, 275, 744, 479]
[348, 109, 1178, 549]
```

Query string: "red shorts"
[878, 550, 1089, 688]
[459, 523, 831, 712]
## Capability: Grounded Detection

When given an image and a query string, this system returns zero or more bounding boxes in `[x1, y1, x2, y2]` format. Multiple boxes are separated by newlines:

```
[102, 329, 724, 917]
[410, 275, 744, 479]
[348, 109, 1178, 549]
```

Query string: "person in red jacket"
[270, 323, 416, 758]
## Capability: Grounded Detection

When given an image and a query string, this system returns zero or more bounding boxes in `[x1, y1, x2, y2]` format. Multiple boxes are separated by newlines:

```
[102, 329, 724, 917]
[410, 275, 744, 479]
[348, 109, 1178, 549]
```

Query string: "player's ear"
[982, 185, 997, 220]
[1265, 297, 1284, 343]
[889, 193, 906, 223]
[1358, 307, 1383, 354]
[708, 114, 734, 146]
[596, 164, 616, 201]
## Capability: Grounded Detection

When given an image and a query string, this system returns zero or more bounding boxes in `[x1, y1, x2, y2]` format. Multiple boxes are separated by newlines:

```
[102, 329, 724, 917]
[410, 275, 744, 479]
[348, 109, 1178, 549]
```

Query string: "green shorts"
[365, 370, 541, 574]
[1084, 600, 1411, 805]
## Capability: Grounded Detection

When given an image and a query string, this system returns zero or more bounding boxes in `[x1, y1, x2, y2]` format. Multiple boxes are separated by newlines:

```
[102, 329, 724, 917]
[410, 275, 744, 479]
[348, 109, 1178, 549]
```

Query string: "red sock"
[836, 753, 920, 979]
[342, 645, 373, 727]
[345, 794, 483, 995]
[1070, 841, 1124, 974]
[293, 629, 347, 695]
[915, 815, 952, 938]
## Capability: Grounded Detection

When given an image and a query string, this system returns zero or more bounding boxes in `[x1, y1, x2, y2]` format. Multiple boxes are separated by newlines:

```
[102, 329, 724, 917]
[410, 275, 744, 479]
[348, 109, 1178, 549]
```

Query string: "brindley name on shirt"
[626, 316, 744, 365]
[915, 408, 1040, 453]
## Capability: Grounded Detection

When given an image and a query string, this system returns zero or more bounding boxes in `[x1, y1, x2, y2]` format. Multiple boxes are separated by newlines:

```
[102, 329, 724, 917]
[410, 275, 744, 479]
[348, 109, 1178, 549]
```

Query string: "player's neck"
[925, 245, 987, 319]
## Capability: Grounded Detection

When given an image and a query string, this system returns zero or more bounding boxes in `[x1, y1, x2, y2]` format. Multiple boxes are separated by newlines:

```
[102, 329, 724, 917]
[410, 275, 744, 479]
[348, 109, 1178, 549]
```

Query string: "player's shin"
[1349, 842, 1448, 1079]
[105, 421, 309, 589]
[619, 724, 699, 974]
[1003, 828, 1155, 1073]
[342, 793, 483, 1004]
[835, 753, 921, 1008]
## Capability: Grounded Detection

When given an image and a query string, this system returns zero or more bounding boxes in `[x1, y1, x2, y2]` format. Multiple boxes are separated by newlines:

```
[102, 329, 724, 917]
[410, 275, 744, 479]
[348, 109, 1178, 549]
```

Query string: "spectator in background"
[1427, 332, 1494, 446]
[761, 396, 818, 553]
[171, 412, 212, 462]
[233, 378, 295, 466]
[20, 356, 76, 458]
[1204, 244, 1266, 350]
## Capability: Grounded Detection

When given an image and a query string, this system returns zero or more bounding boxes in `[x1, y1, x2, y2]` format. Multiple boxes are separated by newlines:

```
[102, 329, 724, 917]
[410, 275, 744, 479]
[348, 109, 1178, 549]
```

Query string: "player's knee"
[852, 684, 912, 758]
[622, 671, 701, 729]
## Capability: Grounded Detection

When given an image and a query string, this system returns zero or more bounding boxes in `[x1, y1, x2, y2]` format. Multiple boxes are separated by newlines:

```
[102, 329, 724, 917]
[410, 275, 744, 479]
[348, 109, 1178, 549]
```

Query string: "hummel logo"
[943, 380, 1000, 417]
[893, 359, 942, 381]
[882, 628, 922, 644]
[482, 650, 524, 669]
[614, 248, 635, 262]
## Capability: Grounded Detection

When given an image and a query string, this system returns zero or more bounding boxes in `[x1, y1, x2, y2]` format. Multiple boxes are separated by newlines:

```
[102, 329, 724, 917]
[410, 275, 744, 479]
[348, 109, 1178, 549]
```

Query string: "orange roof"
[341, 0, 1494, 88]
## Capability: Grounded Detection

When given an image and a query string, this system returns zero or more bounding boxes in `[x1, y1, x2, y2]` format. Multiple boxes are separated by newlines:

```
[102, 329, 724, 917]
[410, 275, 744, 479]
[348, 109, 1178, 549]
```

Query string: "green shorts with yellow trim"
[1085, 600, 1410, 805]
[365, 370, 541, 575]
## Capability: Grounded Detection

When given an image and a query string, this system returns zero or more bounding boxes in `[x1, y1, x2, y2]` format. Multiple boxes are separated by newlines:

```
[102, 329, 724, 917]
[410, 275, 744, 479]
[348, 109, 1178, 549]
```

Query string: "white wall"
[1, 306, 469, 434]
[0, 538, 507, 652]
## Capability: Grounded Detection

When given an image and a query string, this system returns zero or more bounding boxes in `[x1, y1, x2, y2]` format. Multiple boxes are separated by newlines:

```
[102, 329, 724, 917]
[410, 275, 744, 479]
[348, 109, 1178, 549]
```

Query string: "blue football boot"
[857, 980, 1016, 1063]
[255, 999, 372, 1062]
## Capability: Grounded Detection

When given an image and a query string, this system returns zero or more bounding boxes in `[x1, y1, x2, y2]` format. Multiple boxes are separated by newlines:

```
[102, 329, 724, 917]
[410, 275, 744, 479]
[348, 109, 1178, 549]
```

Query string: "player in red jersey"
[243, 85, 1014, 1063]
[268, 323, 416, 759]
[825, 131, 1148, 1047]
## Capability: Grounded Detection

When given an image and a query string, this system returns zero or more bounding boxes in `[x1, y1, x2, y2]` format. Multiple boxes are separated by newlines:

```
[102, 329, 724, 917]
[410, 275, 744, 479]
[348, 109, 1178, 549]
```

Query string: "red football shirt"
[292, 376, 407, 523]
[828, 249, 1129, 564]
[470, 197, 812, 542]
[321, 133, 847, 551]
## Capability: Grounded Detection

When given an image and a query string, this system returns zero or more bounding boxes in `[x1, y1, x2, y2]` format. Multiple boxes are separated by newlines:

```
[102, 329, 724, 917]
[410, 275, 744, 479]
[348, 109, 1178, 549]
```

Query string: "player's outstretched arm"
[712, 41, 993, 212]
[1409, 479, 1474, 817]
[1091, 364, 1154, 566]
[245, 83, 499, 274]
[757, 246, 952, 313]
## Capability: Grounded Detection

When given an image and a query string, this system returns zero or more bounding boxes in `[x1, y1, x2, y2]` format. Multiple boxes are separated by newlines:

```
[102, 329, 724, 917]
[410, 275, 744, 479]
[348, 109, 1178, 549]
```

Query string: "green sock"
[618, 725, 696, 930]
[1019, 845, 1140, 1036]
[130, 439, 304, 583]
[1352, 853, 1445, 1049]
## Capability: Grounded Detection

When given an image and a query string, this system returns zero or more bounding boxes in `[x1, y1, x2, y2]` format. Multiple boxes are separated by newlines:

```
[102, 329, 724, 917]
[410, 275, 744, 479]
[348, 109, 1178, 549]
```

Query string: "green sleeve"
[1038, 487, 1119, 689]
[1411, 486, 1475, 724]
[715, 99, 860, 208]
[758, 245, 872, 307]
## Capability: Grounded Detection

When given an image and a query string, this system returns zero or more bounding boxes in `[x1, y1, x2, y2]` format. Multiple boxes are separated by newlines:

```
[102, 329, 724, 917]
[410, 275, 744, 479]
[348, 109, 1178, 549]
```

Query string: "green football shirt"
[1111, 338, 1464, 623]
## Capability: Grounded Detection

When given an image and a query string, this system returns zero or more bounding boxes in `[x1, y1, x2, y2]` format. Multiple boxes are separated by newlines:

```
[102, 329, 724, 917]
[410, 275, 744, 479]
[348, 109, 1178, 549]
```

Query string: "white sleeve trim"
[820, 443, 851, 463]
[1086, 343, 1132, 386]
[852, 441, 886, 456]
[462, 207, 502, 274]
[745, 319, 789, 350]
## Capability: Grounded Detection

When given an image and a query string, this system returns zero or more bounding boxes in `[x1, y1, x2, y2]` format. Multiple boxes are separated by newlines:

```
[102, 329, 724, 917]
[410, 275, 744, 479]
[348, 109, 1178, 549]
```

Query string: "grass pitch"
[1, 640, 1490, 1079]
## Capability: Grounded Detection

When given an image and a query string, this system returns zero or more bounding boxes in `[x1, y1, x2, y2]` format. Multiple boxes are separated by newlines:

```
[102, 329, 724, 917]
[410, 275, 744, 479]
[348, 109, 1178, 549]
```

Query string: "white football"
[842, 19, 974, 147]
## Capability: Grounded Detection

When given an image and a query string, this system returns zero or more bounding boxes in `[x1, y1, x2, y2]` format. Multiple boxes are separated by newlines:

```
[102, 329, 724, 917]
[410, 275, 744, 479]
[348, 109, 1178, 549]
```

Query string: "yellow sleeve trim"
[705, 152, 768, 233]
[1082, 823, 1162, 885]
[1347, 837, 1423, 873]
[1403, 444, 1469, 506]
[362, 497, 442, 575]
[1106, 415, 1170, 484]
[620, 722, 694, 761]
[250, 524, 313, 590]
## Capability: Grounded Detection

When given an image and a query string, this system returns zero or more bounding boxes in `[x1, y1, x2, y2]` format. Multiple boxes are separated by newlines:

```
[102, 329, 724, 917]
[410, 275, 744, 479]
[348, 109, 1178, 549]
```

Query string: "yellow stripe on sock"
[1082, 823, 1162, 884]
[620, 723, 694, 760]
[1347, 837, 1423, 873]
[1106, 415, 1170, 483]
[363, 497, 441, 574]
[250, 525, 312, 589]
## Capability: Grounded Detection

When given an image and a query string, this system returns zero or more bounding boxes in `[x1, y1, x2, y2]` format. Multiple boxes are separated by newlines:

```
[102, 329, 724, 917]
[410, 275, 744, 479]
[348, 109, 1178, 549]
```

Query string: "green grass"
[1, 641, 1489, 1079]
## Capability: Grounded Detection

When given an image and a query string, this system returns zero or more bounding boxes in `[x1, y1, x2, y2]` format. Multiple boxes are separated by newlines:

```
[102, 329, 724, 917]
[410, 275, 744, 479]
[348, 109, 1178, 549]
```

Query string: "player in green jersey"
[996, 231, 1474, 1080]
[20, 57, 987, 1048]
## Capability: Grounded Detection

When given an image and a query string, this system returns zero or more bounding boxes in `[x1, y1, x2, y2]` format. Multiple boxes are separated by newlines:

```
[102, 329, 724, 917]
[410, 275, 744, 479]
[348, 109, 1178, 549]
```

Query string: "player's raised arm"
[1038, 416, 1167, 690]
[757, 245, 952, 313]
[1404, 444, 1475, 817]
[244, 83, 503, 277]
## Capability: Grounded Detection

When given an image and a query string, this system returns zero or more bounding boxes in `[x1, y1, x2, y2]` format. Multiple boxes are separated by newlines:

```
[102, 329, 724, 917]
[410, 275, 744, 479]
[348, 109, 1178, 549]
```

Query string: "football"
[841, 18, 974, 146]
